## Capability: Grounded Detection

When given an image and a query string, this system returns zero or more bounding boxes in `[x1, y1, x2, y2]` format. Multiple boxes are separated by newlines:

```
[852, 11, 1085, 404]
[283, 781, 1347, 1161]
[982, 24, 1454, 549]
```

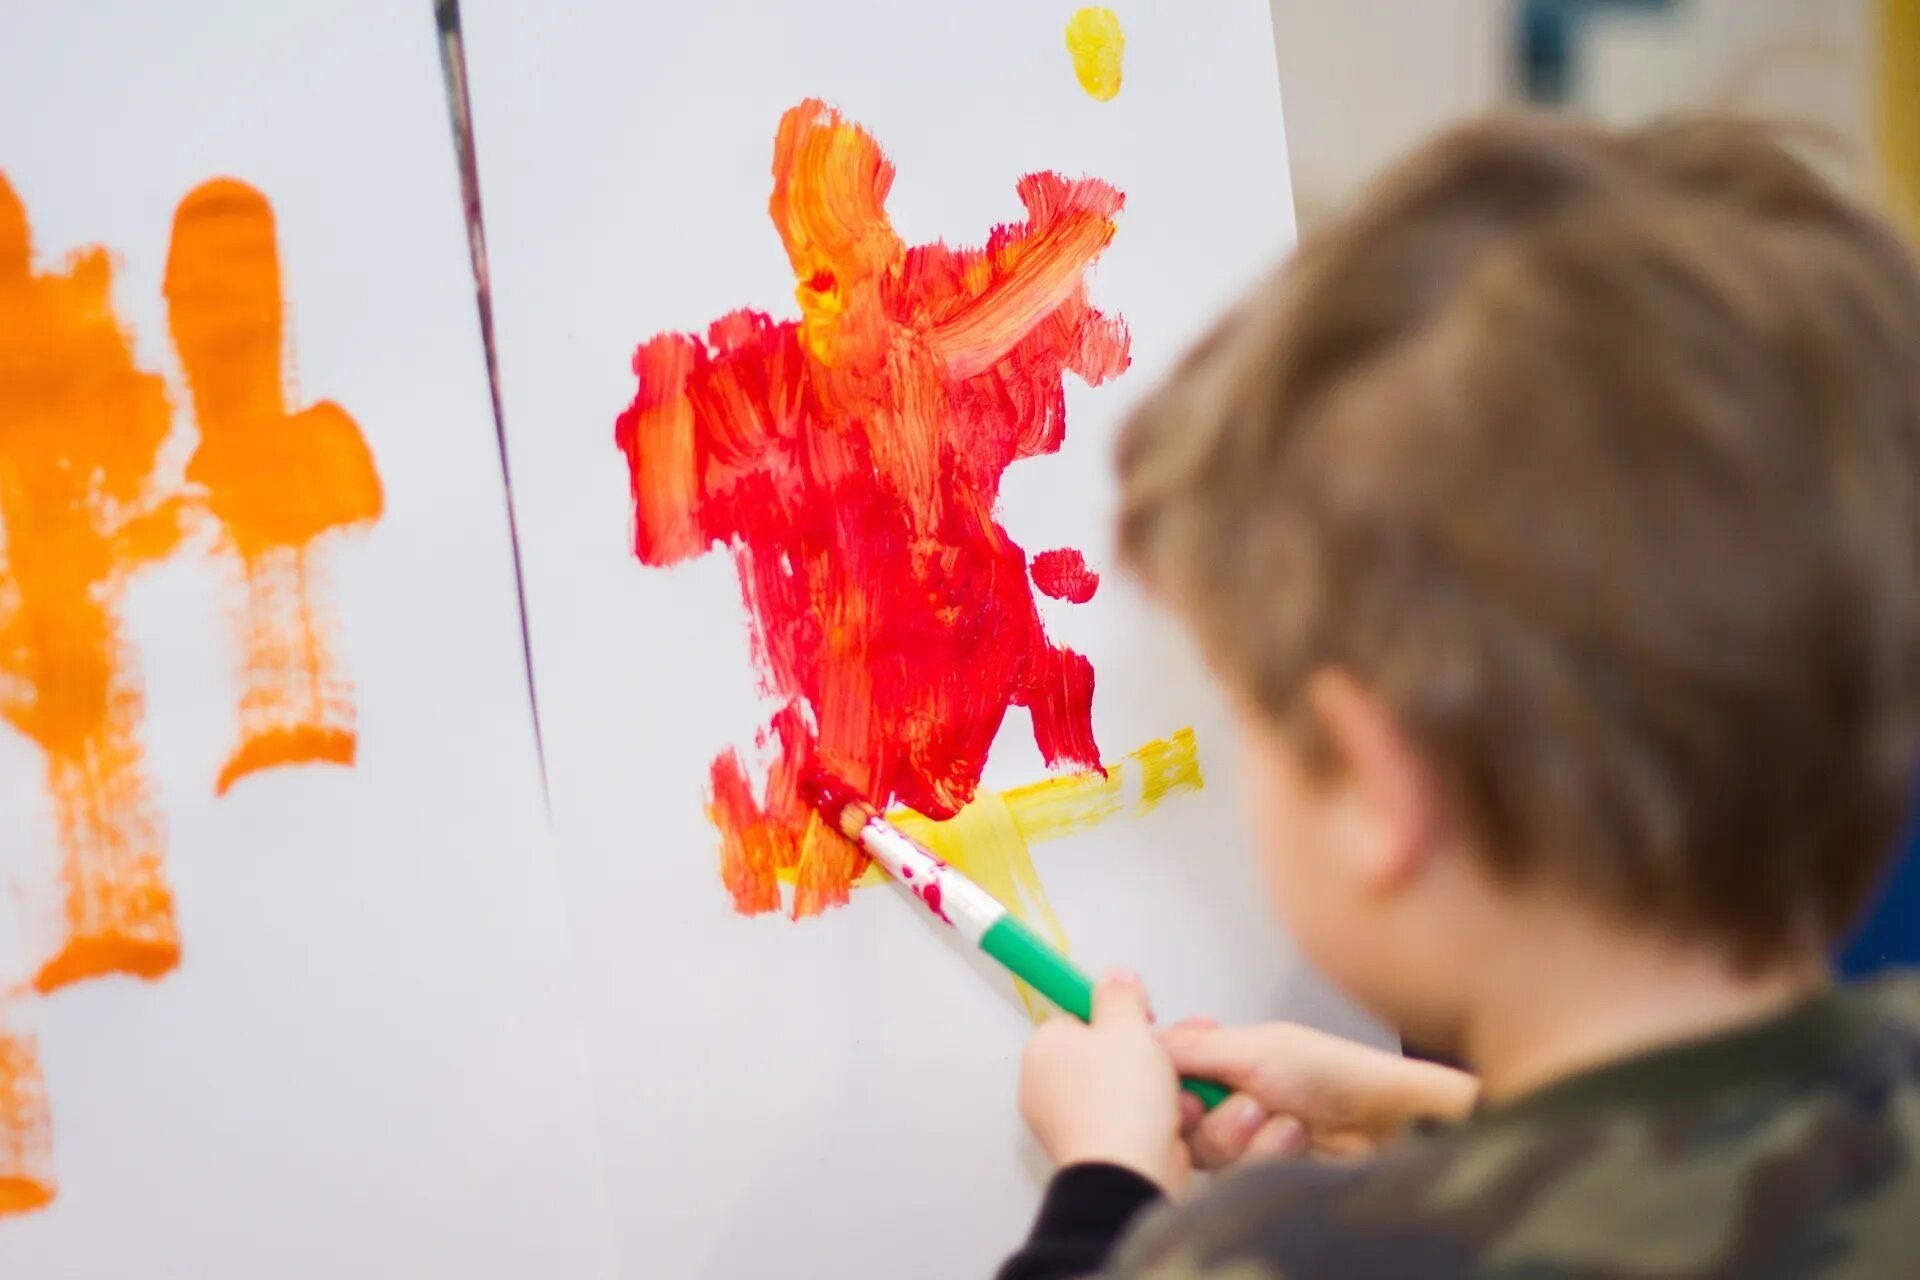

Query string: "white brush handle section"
[856, 817, 1007, 944]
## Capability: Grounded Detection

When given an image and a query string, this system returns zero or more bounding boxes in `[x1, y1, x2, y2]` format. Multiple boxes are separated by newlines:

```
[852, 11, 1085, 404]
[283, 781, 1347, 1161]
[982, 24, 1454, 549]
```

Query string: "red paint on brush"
[917, 877, 951, 926]
[619, 100, 1125, 917]
[1031, 548, 1100, 604]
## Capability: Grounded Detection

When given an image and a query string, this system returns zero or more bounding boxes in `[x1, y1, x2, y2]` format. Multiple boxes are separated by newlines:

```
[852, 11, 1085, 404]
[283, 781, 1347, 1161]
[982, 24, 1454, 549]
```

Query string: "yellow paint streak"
[1001, 753, 1125, 843]
[783, 729, 1206, 1014]
[892, 793, 1068, 1015]
[1135, 726, 1203, 813]
[1065, 7, 1126, 102]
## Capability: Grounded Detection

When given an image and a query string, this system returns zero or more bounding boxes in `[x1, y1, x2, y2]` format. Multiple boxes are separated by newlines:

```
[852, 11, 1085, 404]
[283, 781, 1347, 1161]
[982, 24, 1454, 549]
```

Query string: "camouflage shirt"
[1007, 976, 1920, 1279]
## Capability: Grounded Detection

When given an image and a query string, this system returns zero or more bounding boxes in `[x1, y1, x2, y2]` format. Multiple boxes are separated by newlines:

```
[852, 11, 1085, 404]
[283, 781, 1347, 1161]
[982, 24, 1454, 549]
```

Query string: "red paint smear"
[618, 99, 1127, 917]
[1031, 548, 1100, 604]
[797, 768, 863, 830]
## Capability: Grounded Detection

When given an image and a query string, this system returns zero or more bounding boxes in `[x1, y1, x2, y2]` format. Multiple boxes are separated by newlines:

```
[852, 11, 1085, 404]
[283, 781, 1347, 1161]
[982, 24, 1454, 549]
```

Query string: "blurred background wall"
[1263, 0, 1919, 974]
[1268, 0, 1889, 226]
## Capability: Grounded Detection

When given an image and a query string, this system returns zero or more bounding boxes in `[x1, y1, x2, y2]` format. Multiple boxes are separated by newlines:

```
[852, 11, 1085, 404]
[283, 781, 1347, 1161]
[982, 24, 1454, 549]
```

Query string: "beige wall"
[1268, 0, 1873, 226]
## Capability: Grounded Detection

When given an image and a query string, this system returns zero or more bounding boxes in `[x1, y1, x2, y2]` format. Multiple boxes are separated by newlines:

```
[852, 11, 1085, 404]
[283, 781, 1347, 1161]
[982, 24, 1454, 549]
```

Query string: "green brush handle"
[979, 914, 1232, 1111]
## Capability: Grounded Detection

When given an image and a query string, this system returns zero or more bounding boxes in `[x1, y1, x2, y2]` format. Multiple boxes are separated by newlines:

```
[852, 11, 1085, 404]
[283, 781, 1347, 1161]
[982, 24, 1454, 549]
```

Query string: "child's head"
[1118, 114, 1920, 1041]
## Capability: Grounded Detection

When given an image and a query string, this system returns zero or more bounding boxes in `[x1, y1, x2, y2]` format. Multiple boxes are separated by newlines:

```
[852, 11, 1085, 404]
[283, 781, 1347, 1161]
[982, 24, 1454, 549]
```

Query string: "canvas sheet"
[464, 3, 1386, 1275]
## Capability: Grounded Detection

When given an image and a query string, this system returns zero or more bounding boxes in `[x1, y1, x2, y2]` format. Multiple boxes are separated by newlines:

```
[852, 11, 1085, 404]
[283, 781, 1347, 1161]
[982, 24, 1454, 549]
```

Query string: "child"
[999, 114, 1920, 1279]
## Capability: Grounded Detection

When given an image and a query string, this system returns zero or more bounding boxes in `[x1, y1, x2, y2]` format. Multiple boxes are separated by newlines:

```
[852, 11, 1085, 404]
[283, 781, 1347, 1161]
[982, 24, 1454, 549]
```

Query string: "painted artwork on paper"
[615, 99, 1201, 957]
[0, 173, 382, 1214]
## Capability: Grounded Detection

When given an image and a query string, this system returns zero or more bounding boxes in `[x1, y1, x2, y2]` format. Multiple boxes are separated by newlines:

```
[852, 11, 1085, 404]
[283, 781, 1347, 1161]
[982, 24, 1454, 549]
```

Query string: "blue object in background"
[1839, 803, 1920, 977]
[1517, 0, 1681, 104]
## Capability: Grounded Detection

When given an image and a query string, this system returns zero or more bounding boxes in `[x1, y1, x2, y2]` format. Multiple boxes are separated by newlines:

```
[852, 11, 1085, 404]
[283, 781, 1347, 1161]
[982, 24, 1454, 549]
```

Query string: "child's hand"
[1162, 1019, 1478, 1169]
[1019, 970, 1190, 1194]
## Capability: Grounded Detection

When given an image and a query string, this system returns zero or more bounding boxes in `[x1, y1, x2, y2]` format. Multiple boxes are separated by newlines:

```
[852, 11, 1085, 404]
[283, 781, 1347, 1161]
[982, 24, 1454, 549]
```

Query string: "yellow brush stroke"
[1136, 728, 1204, 814]
[890, 795, 1067, 1015]
[784, 728, 1204, 1015]
[1065, 7, 1126, 102]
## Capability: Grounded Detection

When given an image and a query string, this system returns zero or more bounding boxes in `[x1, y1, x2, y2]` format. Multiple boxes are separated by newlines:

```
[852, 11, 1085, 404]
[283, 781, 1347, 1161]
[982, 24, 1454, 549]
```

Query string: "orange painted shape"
[164, 178, 383, 790]
[29, 694, 185, 993]
[1, 171, 389, 1220]
[0, 1179, 52, 1217]
[215, 725, 356, 796]
[0, 172, 184, 991]
[0, 1016, 55, 1216]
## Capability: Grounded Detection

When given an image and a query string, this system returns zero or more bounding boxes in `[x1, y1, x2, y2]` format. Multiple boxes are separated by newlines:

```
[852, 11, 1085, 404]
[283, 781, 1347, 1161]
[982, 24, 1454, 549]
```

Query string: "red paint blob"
[1031, 548, 1100, 604]
[918, 878, 951, 926]
[797, 769, 862, 827]
[618, 100, 1126, 917]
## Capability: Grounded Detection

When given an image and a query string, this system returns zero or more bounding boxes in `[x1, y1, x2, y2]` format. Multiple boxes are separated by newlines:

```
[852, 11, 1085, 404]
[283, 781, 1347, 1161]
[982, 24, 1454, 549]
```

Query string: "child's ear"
[1305, 668, 1442, 895]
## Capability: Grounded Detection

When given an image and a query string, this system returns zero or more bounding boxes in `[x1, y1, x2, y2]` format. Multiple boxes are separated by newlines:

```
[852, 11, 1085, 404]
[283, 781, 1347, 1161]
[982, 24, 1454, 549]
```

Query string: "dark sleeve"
[996, 1162, 1165, 1280]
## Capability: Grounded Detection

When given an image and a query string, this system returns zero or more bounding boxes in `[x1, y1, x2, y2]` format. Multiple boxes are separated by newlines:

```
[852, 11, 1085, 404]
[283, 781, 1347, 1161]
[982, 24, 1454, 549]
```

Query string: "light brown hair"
[1118, 114, 1920, 964]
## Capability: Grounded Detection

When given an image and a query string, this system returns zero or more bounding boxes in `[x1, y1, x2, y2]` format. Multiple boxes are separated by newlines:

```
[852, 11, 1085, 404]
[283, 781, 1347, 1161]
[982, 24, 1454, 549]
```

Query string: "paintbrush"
[801, 770, 1231, 1110]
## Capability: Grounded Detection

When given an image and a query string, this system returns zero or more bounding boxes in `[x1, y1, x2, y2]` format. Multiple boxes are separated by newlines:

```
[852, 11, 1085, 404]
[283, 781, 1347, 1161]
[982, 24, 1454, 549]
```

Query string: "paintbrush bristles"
[831, 803, 871, 841]
[797, 769, 876, 842]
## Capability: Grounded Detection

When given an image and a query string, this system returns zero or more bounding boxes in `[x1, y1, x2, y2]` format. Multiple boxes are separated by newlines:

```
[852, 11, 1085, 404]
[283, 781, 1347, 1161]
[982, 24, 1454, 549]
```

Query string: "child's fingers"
[1091, 968, 1151, 1026]
[1178, 1091, 1205, 1133]
[1186, 1092, 1266, 1170]
[1246, 1114, 1308, 1161]
[1160, 1024, 1269, 1088]
[1161, 1015, 1219, 1036]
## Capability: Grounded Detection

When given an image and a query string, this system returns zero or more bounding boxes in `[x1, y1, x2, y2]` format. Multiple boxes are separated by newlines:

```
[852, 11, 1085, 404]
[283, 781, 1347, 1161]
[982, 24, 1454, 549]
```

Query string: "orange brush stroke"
[164, 179, 382, 794]
[0, 1014, 54, 1217]
[0, 174, 184, 993]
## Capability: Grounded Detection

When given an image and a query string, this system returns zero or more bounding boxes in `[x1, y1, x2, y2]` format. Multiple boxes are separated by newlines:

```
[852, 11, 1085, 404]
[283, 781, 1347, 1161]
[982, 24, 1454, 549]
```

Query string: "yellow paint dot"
[1065, 7, 1125, 102]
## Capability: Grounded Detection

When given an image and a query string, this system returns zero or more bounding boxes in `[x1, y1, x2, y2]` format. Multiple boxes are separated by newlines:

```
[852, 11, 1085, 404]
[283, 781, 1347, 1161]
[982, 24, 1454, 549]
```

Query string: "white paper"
[465, 3, 1387, 1276]
[0, 7, 615, 1277]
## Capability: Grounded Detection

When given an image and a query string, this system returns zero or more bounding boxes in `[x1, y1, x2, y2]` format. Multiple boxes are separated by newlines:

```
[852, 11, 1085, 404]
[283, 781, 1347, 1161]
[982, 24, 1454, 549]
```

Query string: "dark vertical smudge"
[434, 0, 549, 806]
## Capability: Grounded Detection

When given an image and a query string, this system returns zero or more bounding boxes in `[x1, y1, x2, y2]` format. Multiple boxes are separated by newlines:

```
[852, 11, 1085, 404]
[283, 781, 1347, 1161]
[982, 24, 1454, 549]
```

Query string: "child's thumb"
[1091, 968, 1151, 1026]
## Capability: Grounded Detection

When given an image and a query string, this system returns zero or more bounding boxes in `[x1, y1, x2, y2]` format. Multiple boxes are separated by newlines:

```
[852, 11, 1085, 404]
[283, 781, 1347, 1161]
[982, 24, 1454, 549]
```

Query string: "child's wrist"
[1053, 1141, 1184, 1194]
